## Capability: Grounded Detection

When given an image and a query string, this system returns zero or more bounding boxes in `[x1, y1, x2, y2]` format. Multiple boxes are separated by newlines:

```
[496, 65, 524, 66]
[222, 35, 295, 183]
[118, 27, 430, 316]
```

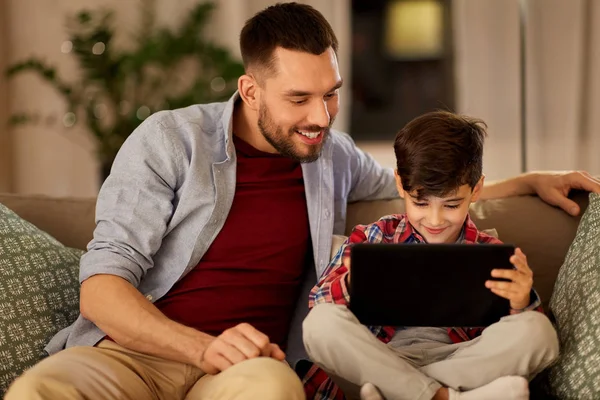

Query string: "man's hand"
[199, 323, 285, 375]
[485, 248, 532, 310]
[528, 171, 600, 216]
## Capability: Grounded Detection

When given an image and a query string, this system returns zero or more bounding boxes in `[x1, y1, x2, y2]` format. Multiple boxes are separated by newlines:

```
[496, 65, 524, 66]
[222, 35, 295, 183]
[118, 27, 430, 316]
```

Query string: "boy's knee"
[302, 303, 348, 349]
[514, 311, 559, 361]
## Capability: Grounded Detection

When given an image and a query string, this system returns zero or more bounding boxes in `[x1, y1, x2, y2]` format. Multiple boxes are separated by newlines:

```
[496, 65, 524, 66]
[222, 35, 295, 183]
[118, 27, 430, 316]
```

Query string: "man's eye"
[292, 99, 307, 105]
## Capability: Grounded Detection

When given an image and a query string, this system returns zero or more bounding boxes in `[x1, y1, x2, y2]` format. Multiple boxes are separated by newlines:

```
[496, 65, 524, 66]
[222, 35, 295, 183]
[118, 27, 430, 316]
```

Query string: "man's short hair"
[240, 2, 338, 77]
[394, 111, 488, 199]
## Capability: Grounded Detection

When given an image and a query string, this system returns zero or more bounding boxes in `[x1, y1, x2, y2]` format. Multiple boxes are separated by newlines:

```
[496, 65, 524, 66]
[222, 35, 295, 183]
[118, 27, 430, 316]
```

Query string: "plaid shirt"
[303, 213, 543, 400]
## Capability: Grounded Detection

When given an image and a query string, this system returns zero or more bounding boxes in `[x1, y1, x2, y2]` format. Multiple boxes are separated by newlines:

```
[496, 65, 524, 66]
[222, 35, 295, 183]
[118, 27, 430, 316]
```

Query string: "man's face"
[396, 174, 484, 243]
[257, 47, 342, 163]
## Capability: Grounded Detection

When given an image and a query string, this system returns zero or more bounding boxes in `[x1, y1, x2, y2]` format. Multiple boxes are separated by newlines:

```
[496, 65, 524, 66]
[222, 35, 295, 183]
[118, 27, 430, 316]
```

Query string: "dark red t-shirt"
[155, 135, 310, 347]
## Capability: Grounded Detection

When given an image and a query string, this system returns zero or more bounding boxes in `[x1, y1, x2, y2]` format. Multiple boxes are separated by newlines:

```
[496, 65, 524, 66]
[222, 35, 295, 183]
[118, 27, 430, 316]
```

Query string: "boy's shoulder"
[350, 214, 409, 243]
[465, 216, 503, 244]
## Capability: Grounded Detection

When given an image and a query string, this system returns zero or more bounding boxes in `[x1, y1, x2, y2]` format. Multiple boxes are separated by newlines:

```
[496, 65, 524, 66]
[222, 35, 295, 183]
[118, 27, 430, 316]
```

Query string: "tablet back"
[348, 243, 514, 327]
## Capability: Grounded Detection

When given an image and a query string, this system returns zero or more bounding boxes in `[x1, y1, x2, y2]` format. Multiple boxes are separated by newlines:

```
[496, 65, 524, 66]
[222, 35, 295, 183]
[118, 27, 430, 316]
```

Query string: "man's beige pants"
[5, 339, 306, 400]
[303, 304, 559, 400]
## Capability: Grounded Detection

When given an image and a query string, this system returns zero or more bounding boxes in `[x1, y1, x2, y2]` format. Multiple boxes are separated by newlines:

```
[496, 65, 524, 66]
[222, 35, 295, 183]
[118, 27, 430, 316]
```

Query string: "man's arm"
[79, 117, 281, 373]
[481, 171, 600, 216]
[342, 131, 600, 215]
[335, 133, 398, 203]
[80, 275, 212, 366]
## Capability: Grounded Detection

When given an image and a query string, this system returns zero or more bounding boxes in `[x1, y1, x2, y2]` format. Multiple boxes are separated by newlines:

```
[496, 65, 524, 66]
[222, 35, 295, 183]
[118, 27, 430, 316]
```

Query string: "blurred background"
[0, 0, 599, 197]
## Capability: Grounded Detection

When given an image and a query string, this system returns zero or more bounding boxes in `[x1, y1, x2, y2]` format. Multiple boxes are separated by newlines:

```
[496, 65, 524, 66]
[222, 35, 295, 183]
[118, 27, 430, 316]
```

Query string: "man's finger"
[268, 343, 286, 361]
[221, 328, 262, 359]
[214, 340, 248, 365]
[570, 171, 600, 193]
[555, 195, 580, 216]
[204, 353, 233, 374]
[235, 323, 271, 355]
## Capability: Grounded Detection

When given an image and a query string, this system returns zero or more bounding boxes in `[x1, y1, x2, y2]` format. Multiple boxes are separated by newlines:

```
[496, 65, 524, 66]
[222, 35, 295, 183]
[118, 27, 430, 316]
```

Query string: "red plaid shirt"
[303, 213, 543, 400]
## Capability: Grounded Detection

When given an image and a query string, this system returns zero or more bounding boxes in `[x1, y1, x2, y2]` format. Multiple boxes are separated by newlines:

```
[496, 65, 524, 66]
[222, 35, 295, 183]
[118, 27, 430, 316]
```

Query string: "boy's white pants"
[303, 304, 559, 400]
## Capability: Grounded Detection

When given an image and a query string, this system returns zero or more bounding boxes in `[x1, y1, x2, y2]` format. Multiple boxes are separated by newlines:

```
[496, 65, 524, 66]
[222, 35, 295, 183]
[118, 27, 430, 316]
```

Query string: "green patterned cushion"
[0, 203, 83, 394]
[549, 193, 600, 399]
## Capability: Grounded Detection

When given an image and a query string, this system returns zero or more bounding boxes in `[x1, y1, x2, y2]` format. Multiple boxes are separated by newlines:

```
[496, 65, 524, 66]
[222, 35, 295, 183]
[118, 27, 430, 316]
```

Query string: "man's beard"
[257, 103, 332, 163]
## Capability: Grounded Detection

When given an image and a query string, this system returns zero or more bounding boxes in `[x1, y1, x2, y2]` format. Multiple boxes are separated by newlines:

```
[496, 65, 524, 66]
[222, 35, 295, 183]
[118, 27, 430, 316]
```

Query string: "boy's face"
[395, 172, 484, 244]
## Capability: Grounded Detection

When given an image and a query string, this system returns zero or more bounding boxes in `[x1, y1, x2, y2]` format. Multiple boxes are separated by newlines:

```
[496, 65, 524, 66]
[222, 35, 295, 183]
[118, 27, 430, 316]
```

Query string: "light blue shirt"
[46, 93, 398, 364]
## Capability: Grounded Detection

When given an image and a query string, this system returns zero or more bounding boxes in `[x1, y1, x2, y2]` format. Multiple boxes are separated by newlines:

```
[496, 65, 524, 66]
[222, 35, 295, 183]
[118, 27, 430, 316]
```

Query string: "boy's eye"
[445, 204, 461, 209]
[413, 202, 428, 208]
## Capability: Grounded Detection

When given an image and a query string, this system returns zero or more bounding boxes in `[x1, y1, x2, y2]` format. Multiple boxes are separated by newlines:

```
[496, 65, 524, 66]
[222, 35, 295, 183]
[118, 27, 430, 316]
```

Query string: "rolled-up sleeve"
[80, 115, 184, 287]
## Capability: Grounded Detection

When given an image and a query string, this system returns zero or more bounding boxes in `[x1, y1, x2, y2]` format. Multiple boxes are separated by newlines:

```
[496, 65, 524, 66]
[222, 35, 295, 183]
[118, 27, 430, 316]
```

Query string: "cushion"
[331, 234, 348, 259]
[0, 203, 83, 394]
[548, 192, 600, 398]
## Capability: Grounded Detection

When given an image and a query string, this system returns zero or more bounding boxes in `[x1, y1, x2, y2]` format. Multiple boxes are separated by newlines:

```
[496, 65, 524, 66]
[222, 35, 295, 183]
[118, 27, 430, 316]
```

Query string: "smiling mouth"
[297, 130, 321, 139]
[295, 129, 324, 144]
[425, 227, 446, 234]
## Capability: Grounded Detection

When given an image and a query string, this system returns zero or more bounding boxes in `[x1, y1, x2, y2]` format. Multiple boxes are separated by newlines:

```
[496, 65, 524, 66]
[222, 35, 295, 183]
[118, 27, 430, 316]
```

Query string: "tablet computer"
[348, 243, 514, 327]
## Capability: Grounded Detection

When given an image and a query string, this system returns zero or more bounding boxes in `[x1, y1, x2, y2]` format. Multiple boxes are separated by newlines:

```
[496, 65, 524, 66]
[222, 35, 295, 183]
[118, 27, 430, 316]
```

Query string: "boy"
[302, 111, 559, 400]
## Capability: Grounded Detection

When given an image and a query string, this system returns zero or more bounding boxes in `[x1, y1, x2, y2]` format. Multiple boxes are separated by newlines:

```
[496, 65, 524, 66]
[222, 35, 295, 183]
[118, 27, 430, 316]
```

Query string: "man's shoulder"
[327, 129, 355, 153]
[326, 130, 363, 171]
[146, 101, 227, 137]
[124, 101, 231, 162]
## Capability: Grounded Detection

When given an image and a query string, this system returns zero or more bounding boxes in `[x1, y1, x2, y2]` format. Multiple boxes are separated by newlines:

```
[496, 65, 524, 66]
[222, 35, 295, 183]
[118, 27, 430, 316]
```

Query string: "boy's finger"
[485, 280, 518, 292]
[491, 269, 519, 280]
[510, 255, 529, 272]
[490, 288, 514, 300]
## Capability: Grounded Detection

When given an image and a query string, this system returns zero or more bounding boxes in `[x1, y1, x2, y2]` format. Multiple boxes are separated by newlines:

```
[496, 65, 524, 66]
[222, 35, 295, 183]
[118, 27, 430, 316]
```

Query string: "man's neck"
[232, 101, 277, 154]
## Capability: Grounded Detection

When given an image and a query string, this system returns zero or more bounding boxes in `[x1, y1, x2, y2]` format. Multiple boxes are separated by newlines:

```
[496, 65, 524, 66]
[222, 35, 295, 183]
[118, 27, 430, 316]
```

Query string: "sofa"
[0, 190, 591, 398]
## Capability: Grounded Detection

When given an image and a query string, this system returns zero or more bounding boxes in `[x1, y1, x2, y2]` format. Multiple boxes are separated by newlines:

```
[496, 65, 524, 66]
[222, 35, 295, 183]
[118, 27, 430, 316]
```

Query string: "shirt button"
[324, 209, 331, 218]
[145, 294, 153, 301]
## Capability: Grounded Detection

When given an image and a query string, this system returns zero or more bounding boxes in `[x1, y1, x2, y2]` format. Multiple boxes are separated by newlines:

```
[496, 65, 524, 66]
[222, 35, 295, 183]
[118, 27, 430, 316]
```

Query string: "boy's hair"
[240, 2, 338, 76]
[394, 111, 487, 200]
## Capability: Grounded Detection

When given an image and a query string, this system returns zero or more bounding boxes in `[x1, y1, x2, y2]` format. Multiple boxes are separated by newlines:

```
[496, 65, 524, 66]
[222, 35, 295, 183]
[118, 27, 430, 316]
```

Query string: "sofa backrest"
[0, 193, 96, 250]
[0, 190, 590, 309]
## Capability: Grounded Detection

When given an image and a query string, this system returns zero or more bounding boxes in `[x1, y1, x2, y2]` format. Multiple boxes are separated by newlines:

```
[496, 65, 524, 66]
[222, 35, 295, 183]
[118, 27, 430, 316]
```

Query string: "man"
[6, 3, 600, 400]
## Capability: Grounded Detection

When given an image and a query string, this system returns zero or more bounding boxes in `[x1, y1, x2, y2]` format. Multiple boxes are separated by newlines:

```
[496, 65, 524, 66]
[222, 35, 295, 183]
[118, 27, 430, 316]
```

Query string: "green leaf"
[5, 0, 243, 164]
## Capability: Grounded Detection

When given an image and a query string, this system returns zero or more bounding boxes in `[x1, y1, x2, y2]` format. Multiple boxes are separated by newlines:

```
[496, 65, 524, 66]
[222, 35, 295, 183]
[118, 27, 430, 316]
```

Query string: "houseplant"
[6, 0, 244, 180]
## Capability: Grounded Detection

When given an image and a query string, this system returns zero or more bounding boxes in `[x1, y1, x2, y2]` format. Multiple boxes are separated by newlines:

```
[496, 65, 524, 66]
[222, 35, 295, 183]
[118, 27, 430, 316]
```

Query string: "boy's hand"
[485, 248, 532, 310]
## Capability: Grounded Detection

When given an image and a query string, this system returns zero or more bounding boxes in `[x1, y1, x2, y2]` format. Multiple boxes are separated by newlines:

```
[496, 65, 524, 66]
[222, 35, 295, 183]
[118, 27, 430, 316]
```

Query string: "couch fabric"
[0, 190, 591, 398]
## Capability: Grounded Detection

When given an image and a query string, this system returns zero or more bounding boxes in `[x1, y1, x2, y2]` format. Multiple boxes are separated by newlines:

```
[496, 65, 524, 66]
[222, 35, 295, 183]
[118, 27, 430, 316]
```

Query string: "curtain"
[0, 0, 11, 191]
[453, 0, 600, 179]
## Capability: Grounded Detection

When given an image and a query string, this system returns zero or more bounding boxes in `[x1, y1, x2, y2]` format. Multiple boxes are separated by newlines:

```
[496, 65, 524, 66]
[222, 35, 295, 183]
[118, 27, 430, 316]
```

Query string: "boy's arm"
[309, 227, 371, 308]
[509, 289, 543, 314]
